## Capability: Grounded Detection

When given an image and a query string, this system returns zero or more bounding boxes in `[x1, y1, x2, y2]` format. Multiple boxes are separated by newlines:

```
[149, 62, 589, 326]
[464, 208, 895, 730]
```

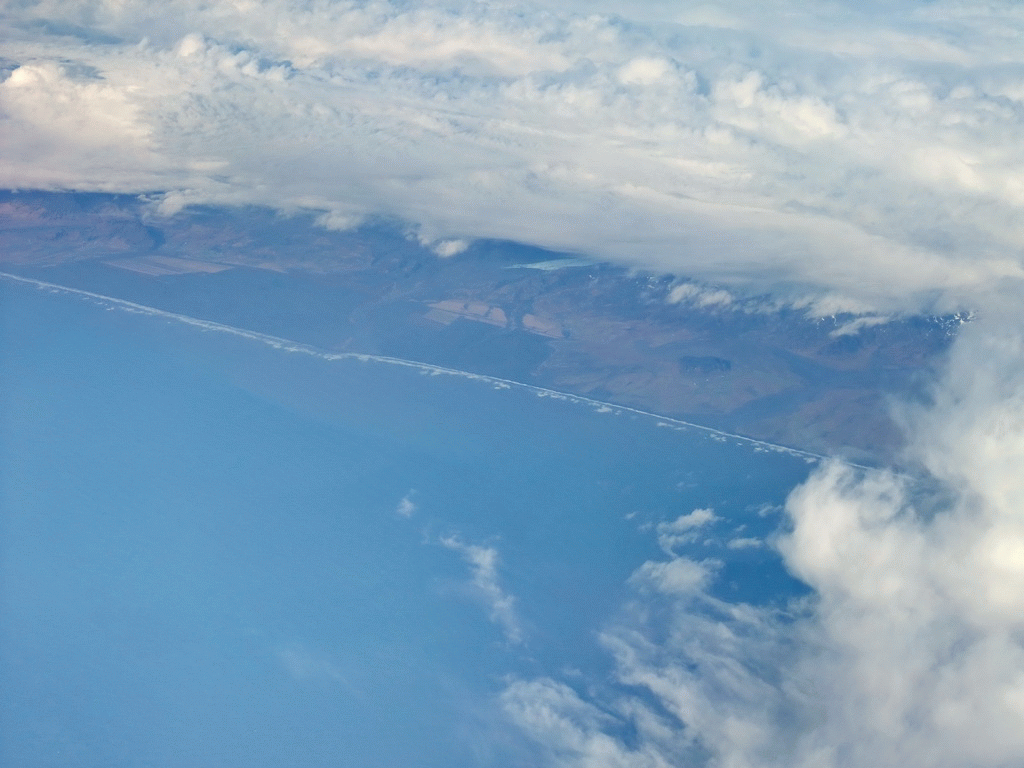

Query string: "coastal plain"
[1, 191, 956, 462]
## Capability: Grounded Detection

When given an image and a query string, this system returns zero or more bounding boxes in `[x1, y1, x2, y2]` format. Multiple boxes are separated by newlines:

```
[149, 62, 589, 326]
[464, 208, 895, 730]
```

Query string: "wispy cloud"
[725, 537, 761, 550]
[395, 490, 417, 518]
[278, 643, 354, 690]
[3, 1, 1024, 311]
[654, 508, 720, 555]
[667, 283, 734, 309]
[440, 534, 524, 645]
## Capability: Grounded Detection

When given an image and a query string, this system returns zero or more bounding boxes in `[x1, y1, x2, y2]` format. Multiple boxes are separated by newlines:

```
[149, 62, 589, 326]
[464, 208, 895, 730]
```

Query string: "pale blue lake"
[1, 277, 812, 766]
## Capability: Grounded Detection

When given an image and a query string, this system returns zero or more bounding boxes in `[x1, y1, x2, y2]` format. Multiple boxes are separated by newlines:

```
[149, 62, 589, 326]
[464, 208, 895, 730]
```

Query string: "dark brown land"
[1, 191, 957, 463]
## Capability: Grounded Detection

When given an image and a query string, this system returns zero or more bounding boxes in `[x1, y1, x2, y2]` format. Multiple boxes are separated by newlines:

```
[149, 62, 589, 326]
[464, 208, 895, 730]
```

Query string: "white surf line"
[2, 271, 828, 462]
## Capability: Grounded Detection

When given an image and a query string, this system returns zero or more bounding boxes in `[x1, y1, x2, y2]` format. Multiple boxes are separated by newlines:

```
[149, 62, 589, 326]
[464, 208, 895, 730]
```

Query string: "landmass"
[0, 191, 959, 463]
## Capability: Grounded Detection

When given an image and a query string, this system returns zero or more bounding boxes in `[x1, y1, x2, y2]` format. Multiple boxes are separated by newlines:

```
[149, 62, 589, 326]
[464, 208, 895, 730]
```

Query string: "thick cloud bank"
[503, 309, 1024, 768]
[3, 0, 1024, 310]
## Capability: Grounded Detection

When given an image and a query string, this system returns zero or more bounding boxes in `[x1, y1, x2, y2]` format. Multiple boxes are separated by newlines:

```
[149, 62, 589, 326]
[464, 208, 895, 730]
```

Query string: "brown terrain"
[1, 191, 957, 463]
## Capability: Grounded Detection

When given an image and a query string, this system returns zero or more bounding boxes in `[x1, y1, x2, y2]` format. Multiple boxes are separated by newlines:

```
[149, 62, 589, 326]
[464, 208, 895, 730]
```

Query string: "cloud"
[505, 306, 1024, 767]
[440, 534, 524, 644]
[725, 537, 761, 550]
[666, 283, 734, 309]
[396, 490, 417, 518]
[0, 58, 162, 190]
[278, 643, 354, 690]
[3, 1, 1024, 311]
[829, 315, 891, 337]
[654, 508, 720, 554]
[502, 676, 693, 768]
[630, 556, 715, 597]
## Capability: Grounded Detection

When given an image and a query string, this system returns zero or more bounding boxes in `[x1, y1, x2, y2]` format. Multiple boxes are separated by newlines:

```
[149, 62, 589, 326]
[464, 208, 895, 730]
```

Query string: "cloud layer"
[504, 306, 1024, 767]
[4, 0, 1024, 310]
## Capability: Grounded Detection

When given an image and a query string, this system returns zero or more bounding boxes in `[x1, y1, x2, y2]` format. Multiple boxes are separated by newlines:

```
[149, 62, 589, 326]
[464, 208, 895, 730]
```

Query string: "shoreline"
[2, 270, 833, 464]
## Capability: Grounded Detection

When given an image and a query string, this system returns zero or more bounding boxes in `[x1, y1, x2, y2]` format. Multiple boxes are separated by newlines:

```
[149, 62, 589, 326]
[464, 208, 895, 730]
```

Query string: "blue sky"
[4, 2, 1024, 767]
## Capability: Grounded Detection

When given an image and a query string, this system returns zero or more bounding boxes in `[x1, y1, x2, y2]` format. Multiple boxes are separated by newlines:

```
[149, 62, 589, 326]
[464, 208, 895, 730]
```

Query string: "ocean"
[1, 275, 813, 767]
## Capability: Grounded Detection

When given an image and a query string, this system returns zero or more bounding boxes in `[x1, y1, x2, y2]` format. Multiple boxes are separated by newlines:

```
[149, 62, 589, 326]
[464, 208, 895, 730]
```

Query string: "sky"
[4, 1, 1024, 766]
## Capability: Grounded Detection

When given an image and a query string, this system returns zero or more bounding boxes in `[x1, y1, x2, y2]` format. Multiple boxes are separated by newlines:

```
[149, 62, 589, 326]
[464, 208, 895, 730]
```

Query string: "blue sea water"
[0, 278, 812, 767]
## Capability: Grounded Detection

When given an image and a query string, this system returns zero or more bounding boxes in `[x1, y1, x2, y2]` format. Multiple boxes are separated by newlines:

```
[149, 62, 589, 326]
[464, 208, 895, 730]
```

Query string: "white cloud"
[278, 643, 354, 689]
[630, 556, 714, 597]
[3, 0, 1024, 311]
[618, 57, 672, 86]
[655, 508, 720, 554]
[419, 236, 470, 258]
[750, 502, 782, 517]
[395, 491, 417, 517]
[725, 537, 761, 550]
[504, 307, 1024, 767]
[440, 534, 524, 644]
[502, 677, 689, 768]
[829, 315, 891, 337]
[666, 283, 734, 309]
[0, 58, 162, 190]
